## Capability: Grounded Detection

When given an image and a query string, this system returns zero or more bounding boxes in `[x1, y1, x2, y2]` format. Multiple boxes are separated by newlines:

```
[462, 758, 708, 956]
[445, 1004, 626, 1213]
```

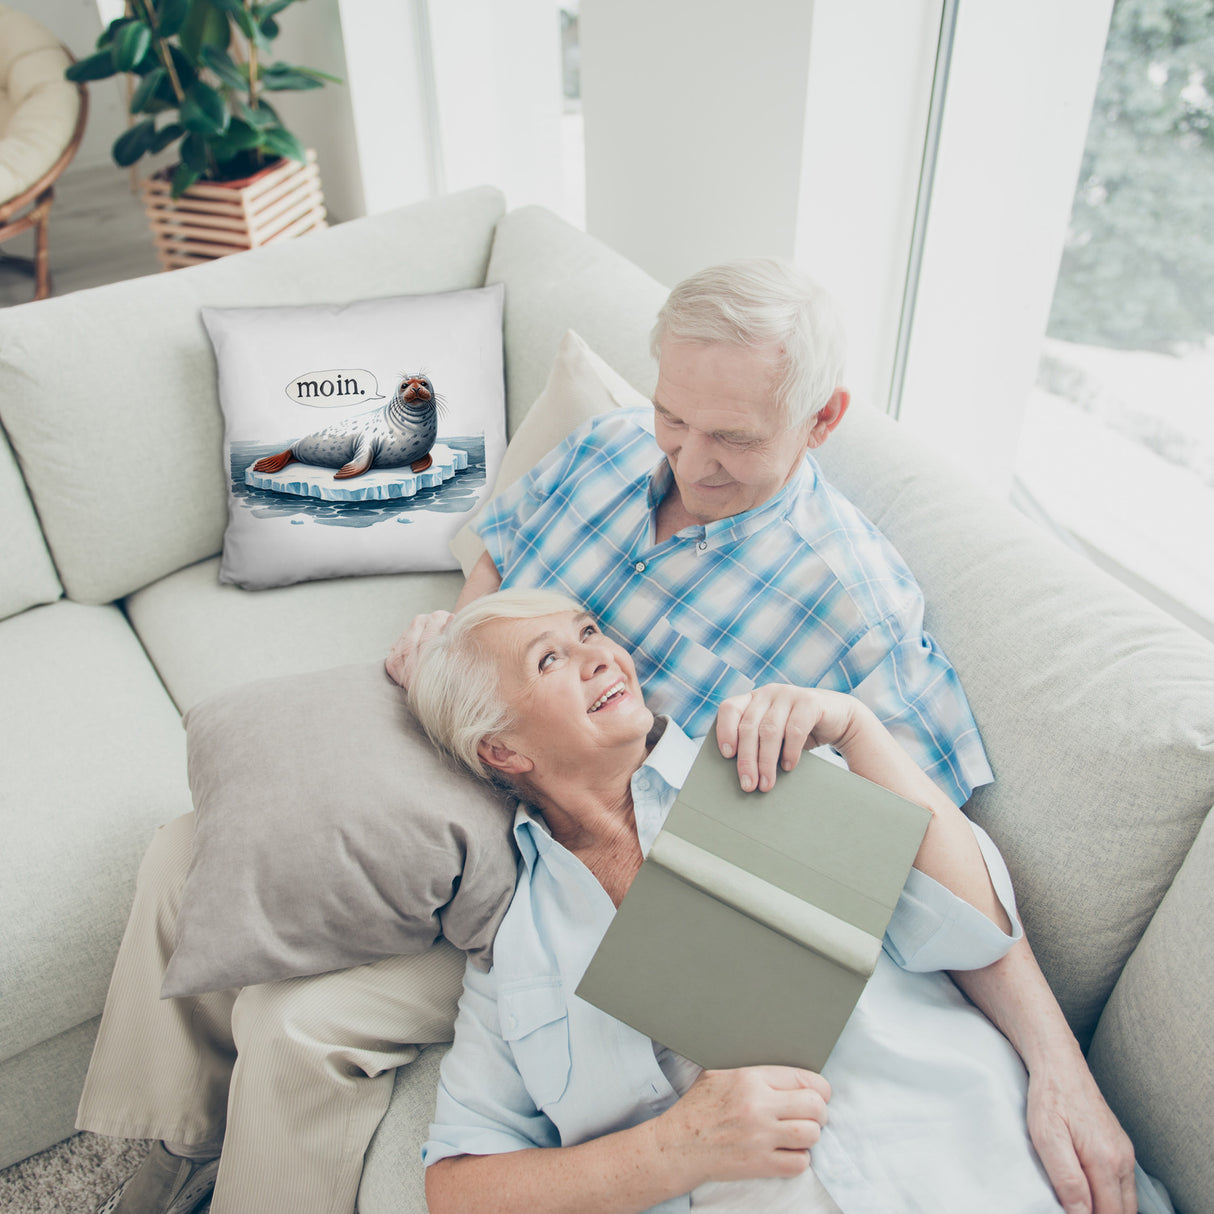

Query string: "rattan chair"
[0, 5, 87, 302]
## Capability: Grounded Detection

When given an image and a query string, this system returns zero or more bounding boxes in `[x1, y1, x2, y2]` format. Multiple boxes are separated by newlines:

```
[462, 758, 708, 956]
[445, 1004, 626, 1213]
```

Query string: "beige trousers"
[76, 814, 466, 1214]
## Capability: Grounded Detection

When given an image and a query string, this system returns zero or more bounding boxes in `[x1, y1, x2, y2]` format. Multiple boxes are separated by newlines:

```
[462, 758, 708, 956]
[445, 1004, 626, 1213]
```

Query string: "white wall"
[579, 0, 818, 288]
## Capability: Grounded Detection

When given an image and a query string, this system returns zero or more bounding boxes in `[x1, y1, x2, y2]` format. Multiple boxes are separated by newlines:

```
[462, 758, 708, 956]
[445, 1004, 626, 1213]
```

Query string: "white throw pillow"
[204, 286, 506, 590]
[449, 328, 650, 575]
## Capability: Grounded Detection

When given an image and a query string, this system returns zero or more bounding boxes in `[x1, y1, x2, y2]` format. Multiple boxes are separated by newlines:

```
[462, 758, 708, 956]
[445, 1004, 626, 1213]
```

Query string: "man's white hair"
[408, 588, 586, 782]
[650, 258, 847, 429]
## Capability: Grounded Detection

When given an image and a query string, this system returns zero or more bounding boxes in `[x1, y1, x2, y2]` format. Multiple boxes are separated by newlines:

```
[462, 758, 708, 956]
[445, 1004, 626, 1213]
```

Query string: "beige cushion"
[814, 402, 1214, 1046]
[0, 186, 506, 605]
[0, 600, 190, 1063]
[449, 330, 643, 575]
[0, 7, 77, 201]
[1088, 806, 1214, 1214]
[486, 205, 668, 436]
[0, 426, 60, 620]
[163, 663, 518, 997]
[124, 555, 463, 714]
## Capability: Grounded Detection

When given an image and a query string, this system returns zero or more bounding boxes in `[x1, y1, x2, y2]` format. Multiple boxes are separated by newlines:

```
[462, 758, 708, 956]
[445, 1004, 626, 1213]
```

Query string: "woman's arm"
[715, 684, 1010, 931]
[427, 1065, 830, 1214]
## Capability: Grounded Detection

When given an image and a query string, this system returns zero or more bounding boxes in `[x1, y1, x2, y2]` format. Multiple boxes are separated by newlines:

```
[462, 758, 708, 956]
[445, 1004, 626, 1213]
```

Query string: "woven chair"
[0, 5, 87, 302]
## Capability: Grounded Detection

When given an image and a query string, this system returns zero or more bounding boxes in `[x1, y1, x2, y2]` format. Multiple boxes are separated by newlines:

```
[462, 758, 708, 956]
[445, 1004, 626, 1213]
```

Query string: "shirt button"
[697, 541, 707, 551]
[634, 561, 646, 573]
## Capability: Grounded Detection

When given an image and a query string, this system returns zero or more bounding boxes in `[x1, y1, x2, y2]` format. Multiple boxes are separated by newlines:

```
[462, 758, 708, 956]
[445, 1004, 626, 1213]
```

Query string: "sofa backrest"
[486, 204, 668, 436]
[0, 421, 61, 620]
[0, 186, 507, 606]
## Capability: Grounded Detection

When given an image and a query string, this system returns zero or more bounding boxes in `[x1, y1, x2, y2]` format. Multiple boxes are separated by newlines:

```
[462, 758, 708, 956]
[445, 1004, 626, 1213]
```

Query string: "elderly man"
[389, 260, 1136, 1213]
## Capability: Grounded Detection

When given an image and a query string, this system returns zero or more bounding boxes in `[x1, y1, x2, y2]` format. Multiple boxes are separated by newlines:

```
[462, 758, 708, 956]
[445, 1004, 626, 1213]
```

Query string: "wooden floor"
[0, 162, 163, 308]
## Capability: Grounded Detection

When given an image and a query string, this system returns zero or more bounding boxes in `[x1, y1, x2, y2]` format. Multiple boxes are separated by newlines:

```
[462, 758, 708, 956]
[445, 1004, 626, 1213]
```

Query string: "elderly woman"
[408, 588, 1107, 1214]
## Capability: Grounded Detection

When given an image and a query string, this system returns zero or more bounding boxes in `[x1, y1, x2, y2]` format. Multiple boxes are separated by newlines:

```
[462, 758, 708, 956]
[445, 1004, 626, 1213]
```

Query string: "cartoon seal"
[252, 374, 440, 480]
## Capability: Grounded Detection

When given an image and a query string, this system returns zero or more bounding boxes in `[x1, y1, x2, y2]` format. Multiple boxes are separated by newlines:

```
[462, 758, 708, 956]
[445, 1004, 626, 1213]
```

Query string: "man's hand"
[385, 610, 453, 689]
[715, 684, 859, 792]
[653, 1066, 830, 1186]
[1026, 1061, 1137, 1214]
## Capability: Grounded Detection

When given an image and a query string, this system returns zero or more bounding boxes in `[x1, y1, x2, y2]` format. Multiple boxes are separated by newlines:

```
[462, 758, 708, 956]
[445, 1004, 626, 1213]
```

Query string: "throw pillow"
[203, 286, 506, 591]
[161, 662, 519, 998]
[449, 328, 650, 575]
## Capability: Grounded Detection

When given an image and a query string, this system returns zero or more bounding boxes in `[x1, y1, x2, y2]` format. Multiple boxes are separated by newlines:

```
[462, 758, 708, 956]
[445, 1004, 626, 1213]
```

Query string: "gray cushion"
[0, 426, 60, 621]
[124, 555, 463, 714]
[0, 601, 190, 1062]
[815, 402, 1214, 1045]
[0, 187, 506, 605]
[486, 204, 668, 435]
[1088, 804, 1214, 1214]
[163, 663, 519, 997]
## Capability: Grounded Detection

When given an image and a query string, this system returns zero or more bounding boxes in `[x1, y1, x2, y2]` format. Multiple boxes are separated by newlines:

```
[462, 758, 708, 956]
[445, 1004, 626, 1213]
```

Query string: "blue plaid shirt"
[475, 407, 992, 805]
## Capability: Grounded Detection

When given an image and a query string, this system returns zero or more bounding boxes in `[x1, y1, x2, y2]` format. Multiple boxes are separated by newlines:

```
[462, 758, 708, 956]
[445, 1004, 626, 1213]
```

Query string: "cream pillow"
[449, 329, 651, 575]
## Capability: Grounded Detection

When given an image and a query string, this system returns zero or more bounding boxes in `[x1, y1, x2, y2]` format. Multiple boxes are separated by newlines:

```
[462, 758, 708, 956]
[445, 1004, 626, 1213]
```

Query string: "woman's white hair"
[650, 258, 847, 429]
[407, 588, 586, 782]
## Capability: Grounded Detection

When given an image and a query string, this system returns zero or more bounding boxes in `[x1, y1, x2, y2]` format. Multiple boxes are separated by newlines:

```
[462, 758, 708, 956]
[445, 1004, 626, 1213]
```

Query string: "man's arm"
[386, 551, 503, 688]
[950, 942, 1137, 1214]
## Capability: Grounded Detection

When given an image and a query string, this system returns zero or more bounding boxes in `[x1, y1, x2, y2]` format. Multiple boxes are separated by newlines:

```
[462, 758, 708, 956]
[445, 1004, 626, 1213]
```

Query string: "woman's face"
[477, 610, 653, 776]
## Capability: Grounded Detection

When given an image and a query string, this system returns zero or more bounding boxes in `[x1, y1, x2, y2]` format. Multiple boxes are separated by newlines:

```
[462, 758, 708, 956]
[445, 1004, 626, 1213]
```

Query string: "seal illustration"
[253, 374, 440, 480]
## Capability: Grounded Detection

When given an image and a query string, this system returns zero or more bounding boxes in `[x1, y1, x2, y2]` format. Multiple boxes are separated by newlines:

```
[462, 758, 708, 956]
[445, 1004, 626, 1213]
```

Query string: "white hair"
[407, 588, 586, 782]
[650, 258, 847, 429]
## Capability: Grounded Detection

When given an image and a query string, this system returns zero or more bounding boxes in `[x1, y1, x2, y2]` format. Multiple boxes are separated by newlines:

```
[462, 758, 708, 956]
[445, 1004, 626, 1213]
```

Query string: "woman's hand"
[654, 1066, 831, 1185]
[715, 685, 861, 792]
[385, 610, 453, 689]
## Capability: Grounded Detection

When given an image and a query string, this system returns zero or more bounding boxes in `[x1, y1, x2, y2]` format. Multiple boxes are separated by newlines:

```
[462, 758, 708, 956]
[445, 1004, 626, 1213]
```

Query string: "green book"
[575, 743, 932, 1071]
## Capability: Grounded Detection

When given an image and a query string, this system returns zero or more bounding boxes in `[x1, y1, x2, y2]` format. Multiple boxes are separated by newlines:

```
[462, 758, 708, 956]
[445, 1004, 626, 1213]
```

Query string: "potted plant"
[66, 0, 340, 268]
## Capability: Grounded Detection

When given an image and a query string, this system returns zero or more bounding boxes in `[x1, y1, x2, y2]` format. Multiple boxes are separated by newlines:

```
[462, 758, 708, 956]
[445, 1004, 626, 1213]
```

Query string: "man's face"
[652, 340, 816, 524]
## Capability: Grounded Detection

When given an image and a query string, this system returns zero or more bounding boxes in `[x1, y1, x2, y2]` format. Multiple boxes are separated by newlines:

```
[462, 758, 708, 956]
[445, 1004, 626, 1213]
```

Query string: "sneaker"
[96, 1142, 220, 1214]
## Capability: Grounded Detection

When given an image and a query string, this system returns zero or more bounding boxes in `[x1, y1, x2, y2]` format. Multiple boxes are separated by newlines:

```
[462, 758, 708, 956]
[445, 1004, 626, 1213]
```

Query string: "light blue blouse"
[424, 722, 1067, 1212]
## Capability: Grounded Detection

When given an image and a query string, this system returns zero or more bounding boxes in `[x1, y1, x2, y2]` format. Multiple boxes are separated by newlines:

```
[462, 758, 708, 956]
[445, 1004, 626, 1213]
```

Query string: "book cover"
[575, 743, 932, 1071]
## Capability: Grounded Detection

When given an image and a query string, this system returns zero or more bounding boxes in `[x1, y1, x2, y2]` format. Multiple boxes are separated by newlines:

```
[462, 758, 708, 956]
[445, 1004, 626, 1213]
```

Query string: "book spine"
[648, 832, 882, 977]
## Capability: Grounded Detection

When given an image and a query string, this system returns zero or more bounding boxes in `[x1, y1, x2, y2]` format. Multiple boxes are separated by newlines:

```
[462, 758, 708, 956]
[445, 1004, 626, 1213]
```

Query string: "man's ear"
[806, 388, 850, 450]
[477, 738, 534, 776]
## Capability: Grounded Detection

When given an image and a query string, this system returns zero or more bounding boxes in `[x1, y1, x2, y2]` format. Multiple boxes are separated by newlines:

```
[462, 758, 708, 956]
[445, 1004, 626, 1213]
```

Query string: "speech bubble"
[284, 368, 384, 407]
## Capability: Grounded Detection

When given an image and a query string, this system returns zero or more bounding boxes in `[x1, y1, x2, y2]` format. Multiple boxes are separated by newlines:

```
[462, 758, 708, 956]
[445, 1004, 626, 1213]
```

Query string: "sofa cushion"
[124, 555, 462, 714]
[164, 663, 517, 996]
[813, 402, 1214, 1046]
[485, 205, 668, 436]
[450, 329, 641, 576]
[1087, 804, 1214, 1214]
[0, 424, 60, 620]
[203, 286, 506, 590]
[0, 600, 191, 1064]
[0, 186, 506, 606]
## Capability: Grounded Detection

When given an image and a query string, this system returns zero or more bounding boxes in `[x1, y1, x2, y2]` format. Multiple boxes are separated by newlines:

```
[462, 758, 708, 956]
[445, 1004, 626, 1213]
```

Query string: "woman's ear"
[477, 738, 534, 776]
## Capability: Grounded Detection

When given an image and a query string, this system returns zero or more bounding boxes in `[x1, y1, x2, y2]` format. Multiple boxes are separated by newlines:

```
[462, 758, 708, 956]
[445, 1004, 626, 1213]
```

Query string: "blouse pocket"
[499, 978, 572, 1109]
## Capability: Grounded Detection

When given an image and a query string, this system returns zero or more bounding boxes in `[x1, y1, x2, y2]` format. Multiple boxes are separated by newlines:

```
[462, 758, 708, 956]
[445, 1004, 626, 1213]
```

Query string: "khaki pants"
[76, 814, 466, 1214]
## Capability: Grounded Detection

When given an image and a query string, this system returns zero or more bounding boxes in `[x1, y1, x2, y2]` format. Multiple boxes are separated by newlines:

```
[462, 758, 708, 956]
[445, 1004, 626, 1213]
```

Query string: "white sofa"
[0, 186, 1210, 1213]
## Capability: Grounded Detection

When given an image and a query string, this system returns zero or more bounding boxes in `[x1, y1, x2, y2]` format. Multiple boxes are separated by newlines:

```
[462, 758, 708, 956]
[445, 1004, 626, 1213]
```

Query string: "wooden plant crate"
[140, 150, 327, 271]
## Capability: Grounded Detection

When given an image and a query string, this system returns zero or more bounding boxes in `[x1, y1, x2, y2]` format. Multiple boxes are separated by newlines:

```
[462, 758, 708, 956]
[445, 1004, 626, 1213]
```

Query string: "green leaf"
[254, 0, 297, 19]
[112, 119, 157, 167]
[260, 125, 305, 163]
[167, 44, 198, 91]
[234, 97, 279, 129]
[200, 44, 248, 90]
[259, 15, 279, 40]
[180, 131, 210, 172]
[259, 62, 323, 91]
[221, 118, 263, 150]
[171, 162, 201, 197]
[180, 0, 231, 63]
[66, 49, 119, 83]
[155, 0, 192, 40]
[96, 17, 128, 50]
[150, 122, 185, 153]
[129, 66, 166, 113]
[112, 20, 152, 72]
[181, 81, 230, 135]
